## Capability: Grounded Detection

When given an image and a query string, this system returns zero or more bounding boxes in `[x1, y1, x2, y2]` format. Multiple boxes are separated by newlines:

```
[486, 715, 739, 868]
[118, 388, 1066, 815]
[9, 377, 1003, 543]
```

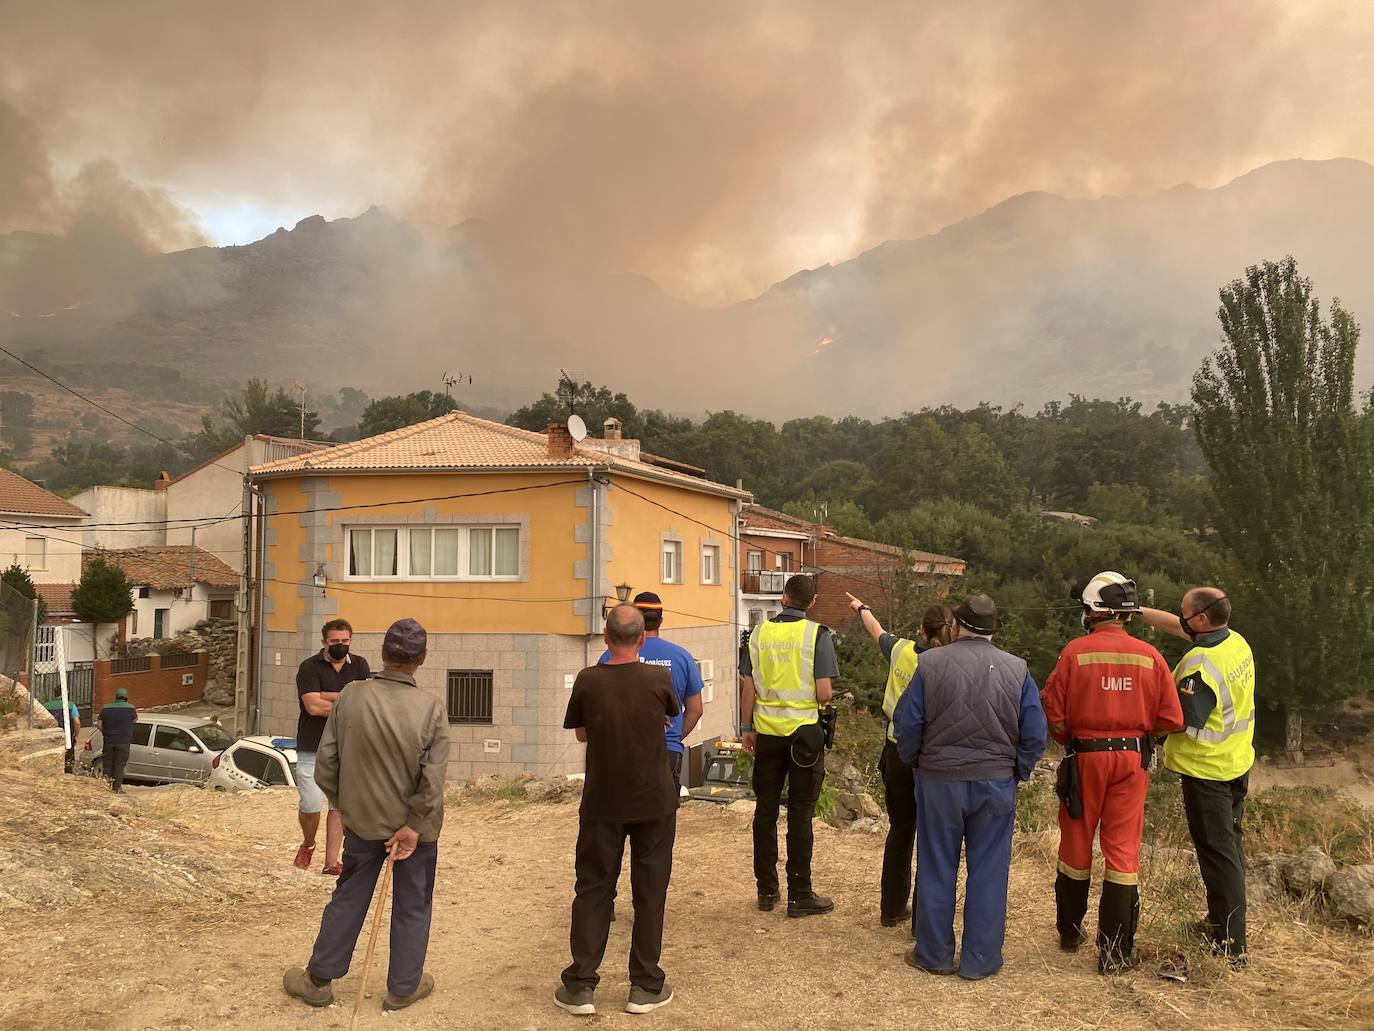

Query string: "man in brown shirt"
[284, 617, 449, 1014]
[556, 604, 679, 1018]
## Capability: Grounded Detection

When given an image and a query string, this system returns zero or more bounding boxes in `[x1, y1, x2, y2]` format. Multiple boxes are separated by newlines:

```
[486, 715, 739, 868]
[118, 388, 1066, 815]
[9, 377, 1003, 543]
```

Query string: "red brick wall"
[93, 651, 208, 709]
[810, 538, 956, 629]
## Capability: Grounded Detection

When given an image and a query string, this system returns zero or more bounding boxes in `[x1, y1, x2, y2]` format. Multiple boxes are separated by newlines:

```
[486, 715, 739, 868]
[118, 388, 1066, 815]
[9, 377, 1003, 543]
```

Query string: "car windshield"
[192, 723, 235, 751]
[704, 759, 747, 786]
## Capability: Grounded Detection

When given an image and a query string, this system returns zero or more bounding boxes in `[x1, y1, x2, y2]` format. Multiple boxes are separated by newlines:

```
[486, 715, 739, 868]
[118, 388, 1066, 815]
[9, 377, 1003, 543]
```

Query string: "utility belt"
[1056, 736, 1153, 821]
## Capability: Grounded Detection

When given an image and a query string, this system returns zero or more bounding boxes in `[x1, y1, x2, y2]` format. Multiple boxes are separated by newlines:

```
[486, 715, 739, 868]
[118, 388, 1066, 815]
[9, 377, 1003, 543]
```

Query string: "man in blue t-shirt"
[598, 592, 704, 794]
[42, 695, 81, 773]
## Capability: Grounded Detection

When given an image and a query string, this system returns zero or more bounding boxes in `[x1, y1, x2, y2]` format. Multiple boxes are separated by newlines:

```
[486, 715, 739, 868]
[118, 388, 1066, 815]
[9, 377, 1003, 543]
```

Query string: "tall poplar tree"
[1191, 257, 1374, 759]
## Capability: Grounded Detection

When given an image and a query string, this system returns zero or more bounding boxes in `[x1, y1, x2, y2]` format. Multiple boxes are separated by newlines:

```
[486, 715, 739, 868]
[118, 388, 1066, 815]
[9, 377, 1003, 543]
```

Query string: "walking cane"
[348, 842, 397, 1031]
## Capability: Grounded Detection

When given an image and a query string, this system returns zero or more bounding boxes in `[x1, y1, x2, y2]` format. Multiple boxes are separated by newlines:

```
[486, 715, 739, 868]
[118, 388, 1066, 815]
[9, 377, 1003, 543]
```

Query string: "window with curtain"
[347, 525, 520, 580]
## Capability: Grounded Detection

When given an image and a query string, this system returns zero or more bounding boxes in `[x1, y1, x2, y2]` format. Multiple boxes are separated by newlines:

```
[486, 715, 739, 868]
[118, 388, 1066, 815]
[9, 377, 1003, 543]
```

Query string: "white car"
[208, 736, 299, 791]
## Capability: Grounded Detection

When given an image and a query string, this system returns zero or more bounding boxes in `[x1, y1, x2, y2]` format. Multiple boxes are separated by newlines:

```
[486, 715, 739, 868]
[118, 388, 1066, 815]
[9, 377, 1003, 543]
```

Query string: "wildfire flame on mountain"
[813, 336, 836, 355]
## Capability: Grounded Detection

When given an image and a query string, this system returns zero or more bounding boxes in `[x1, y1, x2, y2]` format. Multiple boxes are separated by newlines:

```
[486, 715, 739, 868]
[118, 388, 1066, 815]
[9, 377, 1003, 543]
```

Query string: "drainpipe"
[585, 468, 599, 657]
[251, 482, 268, 736]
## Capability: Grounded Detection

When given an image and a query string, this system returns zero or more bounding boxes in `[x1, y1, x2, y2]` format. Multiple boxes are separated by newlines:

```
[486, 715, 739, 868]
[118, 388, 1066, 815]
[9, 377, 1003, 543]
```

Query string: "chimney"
[154, 471, 171, 492]
[547, 422, 574, 459]
[603, 417, 622, 441]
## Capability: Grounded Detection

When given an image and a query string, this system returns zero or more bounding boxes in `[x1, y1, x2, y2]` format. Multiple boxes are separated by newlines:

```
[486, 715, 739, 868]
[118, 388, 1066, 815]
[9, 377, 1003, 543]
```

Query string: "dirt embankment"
[2, 754, 1371, 1031]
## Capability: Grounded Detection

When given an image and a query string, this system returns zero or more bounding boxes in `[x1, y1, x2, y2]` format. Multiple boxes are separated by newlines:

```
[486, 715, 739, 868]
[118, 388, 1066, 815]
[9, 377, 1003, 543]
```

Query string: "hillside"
[3, 749, 1370, 1031]
[4, 159, 1374, 420]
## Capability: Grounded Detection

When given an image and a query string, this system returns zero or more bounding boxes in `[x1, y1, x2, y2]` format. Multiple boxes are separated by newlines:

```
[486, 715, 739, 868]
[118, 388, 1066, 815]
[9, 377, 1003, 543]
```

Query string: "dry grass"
[1, 749, 1371, 1031]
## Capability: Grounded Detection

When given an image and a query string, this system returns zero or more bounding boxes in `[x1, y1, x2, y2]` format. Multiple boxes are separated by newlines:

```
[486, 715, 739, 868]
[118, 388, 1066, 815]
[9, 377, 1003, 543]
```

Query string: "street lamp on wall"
[602, 582, 633, 619]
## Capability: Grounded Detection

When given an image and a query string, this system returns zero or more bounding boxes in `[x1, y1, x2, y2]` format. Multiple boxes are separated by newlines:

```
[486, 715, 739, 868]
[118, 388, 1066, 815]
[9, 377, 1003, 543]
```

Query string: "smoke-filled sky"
[3, 1, 1373, 304]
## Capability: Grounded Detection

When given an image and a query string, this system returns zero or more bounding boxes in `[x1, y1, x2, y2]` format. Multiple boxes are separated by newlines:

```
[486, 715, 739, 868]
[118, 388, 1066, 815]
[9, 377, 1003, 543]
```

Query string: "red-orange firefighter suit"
[1041, 622, 1184, 969]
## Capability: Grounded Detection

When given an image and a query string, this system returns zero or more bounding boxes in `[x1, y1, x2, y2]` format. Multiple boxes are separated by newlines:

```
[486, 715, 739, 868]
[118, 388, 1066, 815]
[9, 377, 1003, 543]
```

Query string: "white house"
[69, 484, 167, 550]
[0, 468, 88, 585]
[98, 545, 240, 639]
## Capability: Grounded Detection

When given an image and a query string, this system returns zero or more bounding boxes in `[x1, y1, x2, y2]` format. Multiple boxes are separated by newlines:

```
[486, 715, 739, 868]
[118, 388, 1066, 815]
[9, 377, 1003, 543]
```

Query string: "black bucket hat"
[954, 595, 1000, 634]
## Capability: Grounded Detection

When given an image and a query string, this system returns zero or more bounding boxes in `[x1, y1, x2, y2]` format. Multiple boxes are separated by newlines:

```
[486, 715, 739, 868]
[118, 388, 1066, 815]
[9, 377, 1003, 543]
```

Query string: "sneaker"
[903, 950, 953, 975]
[554, 985, 595, 1016]
[757, 891, 779, 912]
[383, 972, 435, 1011]
[321, 863, 343, 876]
[881, 906, 913, 928]
[625, 983, 673, 1015]
[292, 843, 316, 871]
[1158, 953, 1189, 983]
[283, 967, 333, 1007]
[787, 893, 834, 918]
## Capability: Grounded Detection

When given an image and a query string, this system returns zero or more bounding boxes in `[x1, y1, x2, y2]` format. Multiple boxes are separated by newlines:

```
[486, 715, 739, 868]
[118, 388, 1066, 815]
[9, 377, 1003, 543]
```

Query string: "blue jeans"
[308, 830, 438, 996]
[913, 776, 1017, 979]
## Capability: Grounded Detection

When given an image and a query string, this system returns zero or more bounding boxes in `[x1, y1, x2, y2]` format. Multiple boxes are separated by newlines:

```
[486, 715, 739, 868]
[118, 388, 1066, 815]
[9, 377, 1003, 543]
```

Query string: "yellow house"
[247, 412, 750, 780]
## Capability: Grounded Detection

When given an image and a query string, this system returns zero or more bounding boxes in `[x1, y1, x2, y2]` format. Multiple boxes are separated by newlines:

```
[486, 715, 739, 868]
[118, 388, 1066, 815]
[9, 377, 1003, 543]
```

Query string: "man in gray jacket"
[892, 595, 1047, 980]
[283, 617, 449, 1013]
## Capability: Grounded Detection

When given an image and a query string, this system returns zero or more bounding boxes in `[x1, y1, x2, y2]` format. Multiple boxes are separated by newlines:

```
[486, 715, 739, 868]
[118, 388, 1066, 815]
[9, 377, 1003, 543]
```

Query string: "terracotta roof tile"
[0, 469, 88, 518]
[35, 583, 77, 615]
[249, 411, 751, 499]
[94, 546, 239, 590]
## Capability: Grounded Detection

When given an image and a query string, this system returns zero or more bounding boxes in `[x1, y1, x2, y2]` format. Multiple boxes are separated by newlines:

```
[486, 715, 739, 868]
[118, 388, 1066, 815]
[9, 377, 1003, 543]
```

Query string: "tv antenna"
[441, 371, 472, 401]
[292, 379, 307, 439]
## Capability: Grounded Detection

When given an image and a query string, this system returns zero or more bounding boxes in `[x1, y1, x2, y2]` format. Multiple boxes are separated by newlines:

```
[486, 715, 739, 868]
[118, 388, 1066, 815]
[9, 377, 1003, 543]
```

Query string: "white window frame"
[345, 524, 522, 582]
[700, 543, 721, 585]
[24, 536, 45, 571]
[661, 539, 683, 585]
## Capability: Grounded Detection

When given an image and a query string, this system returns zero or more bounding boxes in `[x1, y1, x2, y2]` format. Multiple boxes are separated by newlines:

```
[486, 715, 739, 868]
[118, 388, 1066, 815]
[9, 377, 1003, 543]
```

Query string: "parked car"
[82, 713, 235, 786]
[207, 736, 298, 792]
[686, 743, 755, 804]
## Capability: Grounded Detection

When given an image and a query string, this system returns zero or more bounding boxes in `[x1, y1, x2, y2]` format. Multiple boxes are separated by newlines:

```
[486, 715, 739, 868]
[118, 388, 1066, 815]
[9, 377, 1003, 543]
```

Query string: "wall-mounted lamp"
[313, 564, 327, 597]
[602, 582, 634, 618]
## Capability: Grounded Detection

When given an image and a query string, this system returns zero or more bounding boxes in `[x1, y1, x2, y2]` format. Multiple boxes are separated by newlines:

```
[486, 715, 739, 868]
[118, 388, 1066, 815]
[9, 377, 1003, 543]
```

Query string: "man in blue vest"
[598, 592, 705, 797]
[893, 595, 1047, 980]
[96, 687, 139, 793]
[739, 574, 837, 918]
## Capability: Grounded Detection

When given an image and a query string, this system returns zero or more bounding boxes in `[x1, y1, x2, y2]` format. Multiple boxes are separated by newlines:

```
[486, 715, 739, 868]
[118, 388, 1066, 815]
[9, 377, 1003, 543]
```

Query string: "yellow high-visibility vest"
[882, 638, 921, 744]
[1164, 629, 1257, 782]
[749, 618, 820, 737]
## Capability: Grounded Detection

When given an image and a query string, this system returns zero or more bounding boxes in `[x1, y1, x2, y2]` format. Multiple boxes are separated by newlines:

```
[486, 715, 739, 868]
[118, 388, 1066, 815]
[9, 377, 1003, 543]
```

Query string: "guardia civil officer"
[1139, 588, 1256, 962]
[1041, 572, 1183, 973]
[845, 591, 953, 932]
[892, 595, 1047, 979]
[739, 574, 836, 917]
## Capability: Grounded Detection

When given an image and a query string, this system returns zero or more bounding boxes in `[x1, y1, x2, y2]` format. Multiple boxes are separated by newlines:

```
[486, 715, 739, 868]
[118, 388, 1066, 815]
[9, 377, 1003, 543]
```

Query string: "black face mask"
[327, 643, 350, 661]
[1178, 614, 1201, 641]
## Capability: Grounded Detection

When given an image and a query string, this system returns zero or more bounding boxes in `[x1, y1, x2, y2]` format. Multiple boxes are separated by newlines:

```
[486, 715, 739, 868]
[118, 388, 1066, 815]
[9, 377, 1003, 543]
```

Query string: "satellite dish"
[567, 414, 588, 442]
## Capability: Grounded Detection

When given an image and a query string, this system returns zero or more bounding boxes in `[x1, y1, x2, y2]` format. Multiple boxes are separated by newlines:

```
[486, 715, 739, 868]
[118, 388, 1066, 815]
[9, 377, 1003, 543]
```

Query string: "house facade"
[736, 503, 967, 631]
[0, 468, 88, 585]
[248, 413, 750, 781]
[98, 545, 240, 640]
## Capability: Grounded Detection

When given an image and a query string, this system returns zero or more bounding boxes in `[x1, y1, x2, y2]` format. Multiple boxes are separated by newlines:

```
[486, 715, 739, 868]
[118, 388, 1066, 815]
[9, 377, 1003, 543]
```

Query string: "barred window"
[447, 670, 494, 725]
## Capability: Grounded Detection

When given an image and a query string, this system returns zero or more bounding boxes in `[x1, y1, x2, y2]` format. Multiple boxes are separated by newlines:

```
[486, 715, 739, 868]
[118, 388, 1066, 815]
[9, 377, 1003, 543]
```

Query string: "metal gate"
[31, 627, 95, 724]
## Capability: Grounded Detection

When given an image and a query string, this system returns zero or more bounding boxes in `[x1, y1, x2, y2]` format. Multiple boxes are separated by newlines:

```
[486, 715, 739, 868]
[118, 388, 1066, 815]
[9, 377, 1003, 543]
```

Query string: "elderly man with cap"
[598, 592, 705, 798]
[96, 686, 139, 793]
[892, 595, 1047, 980]
[284, 618, 449, 1014]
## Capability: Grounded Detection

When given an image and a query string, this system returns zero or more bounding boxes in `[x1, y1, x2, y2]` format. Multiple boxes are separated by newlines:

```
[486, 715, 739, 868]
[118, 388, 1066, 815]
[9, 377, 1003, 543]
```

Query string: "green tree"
[1084, 482, 1155, 524]
[0, 391, 35, 459]
[191, 378, 322, 455]
[1, 563, 47, 623]
[1191, 257, 1374, 759]
[507, 374, 643, 439]
[72, 556, 134, 626]
[357, 390, 459, 437]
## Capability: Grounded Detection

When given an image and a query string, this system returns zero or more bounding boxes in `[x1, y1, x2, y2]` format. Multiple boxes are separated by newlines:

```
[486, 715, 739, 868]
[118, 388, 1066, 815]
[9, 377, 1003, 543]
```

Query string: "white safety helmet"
[1080, 570, 1139, 613]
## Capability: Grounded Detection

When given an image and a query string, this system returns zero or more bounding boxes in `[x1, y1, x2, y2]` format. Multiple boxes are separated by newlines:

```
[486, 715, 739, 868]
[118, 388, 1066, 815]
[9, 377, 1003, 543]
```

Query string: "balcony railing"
[741, 570, 789, 595]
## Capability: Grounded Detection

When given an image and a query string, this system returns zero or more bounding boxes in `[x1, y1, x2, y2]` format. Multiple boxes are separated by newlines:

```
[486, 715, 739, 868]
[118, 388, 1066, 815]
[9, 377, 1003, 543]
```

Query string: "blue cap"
[383, 618, 427, 661]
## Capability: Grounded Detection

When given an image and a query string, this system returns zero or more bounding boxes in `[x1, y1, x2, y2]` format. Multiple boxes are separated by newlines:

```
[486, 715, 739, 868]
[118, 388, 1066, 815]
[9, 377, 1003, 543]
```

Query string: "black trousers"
[879, 740, 917, 926]
[669, 751, 683, 795]
[564, 813, 676, 993]
[309, 830, 438, 997]
[1180, 772, 1248, 954]
[103, 743, 131, 792]
[751, 731, 825, 897]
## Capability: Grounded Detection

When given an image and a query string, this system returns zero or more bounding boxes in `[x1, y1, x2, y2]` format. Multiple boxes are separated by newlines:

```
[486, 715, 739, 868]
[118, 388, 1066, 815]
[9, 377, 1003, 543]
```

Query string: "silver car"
[83, 713, 236, 786]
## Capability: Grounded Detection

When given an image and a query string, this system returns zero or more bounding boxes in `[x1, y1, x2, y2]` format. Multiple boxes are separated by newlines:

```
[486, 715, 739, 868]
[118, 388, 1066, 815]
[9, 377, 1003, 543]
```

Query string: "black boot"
[1097, 881, 1141, 974]
[1055, 871, 1090, 950]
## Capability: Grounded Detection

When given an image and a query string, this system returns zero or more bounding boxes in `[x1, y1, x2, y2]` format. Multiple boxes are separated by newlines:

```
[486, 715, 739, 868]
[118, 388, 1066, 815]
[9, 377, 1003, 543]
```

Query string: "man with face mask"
[294, 618, 372, 874]
[1041, 572, 1183, 973]
[1139, 588, 1256, 963]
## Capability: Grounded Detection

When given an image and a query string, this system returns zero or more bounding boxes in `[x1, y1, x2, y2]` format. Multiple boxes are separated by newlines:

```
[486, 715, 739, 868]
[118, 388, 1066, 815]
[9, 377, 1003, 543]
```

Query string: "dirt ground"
[2, 753, 1372, 1031]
